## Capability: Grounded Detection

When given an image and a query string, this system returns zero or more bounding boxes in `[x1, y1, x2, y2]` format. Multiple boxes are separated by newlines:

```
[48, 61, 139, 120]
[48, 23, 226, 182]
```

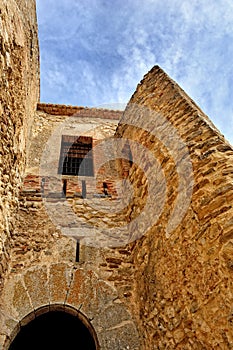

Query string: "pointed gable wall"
[115, 65, 233, 348]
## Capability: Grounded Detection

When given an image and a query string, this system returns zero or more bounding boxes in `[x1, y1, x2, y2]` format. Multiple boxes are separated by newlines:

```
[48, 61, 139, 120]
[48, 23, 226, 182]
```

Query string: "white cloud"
[36, 0, 233, 144]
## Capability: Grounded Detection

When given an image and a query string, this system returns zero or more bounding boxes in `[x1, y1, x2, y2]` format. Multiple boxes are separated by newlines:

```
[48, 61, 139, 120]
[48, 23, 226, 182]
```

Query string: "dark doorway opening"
[9, 311, 97, 350]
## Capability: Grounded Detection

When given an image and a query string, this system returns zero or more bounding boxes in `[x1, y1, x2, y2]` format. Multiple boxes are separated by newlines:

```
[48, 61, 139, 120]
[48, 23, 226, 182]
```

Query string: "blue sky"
[36, 0, 233, 144]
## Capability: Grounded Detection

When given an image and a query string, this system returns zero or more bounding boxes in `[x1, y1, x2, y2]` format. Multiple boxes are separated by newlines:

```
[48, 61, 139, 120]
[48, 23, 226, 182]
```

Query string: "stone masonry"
[115, 66, 233, 349]
[0, 0, 39, 289]
[0, 1, 233, 349]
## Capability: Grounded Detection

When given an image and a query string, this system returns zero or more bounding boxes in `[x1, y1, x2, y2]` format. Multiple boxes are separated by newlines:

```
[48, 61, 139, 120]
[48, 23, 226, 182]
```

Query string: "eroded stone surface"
[49, 263, 73, 305]
[115, 66, 233, 349]
[0, 0, 233, 346]
[23, 266, 49, 310]
[0, 0, 39, 285]
[0, 276, 33, 323]
[0, 264, 141, 349]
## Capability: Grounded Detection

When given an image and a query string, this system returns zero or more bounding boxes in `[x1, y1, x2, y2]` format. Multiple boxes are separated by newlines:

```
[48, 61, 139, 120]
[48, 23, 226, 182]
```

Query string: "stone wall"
[37, 103, 123, 119]
[1, 105, 142, 349]
[115, 66, 233, 349]
[8, 65, 233, 348]
[0, 0, 39, 284]
[9, 106, 124, 272]
[1, 1, 232, 344]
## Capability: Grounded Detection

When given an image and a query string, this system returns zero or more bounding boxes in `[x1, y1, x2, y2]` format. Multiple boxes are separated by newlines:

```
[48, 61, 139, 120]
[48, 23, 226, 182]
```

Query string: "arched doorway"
[8, 308, 97, 350]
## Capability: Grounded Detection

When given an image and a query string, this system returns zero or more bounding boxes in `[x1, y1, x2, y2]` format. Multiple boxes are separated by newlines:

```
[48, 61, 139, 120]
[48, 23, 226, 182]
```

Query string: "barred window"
[58, 135, 94, 176]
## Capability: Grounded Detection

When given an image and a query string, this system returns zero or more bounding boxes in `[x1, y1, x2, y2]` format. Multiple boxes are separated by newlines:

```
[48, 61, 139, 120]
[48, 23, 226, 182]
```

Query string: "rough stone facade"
[1, 102, 141, 349]
[0, 1, 233, 349]
[0, 0, 39, 287]
[115, 66, 233, 349]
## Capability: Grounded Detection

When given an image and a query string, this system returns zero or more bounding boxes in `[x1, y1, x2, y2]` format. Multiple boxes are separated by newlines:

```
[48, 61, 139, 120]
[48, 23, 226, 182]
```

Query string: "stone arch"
[0, 263, 141, 349]
[7, 304, 99, 349]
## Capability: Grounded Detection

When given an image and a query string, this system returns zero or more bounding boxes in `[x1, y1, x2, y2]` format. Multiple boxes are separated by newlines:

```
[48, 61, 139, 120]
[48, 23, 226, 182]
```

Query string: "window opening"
[81, 180, 87, 198]
[62, 179, 67, 197]
[58, 136, 94, 176]
[103, 182, 108, 196]
[41, 177, 46, 194]
[75, 240, 80, 262]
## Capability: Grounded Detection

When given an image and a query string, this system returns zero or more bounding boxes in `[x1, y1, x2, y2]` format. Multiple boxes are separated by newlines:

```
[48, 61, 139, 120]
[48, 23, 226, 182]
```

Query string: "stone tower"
[0, 1, 232, 349]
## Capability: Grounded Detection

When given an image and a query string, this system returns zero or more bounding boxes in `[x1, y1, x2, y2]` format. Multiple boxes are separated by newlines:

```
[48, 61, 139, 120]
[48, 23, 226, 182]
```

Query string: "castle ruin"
[0, 1, 233, 349]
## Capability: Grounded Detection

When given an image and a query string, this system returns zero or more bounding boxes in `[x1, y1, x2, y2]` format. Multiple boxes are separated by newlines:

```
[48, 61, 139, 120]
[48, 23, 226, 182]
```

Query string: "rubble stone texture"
[116, 66, 233, 349]
[0, 0, 39, 284]
[0, 1, 233, 349]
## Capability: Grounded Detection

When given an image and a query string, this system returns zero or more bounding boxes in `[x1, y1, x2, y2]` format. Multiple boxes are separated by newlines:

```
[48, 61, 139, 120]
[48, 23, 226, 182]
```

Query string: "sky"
[36, 0, 233, 145]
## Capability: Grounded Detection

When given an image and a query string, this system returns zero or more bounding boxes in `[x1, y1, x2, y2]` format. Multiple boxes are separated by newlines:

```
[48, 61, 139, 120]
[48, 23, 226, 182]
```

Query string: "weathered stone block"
[49, 263, 73, 304]
[0, 277, 33, 322]
[98, 321, 141, 350]
[23, 266, 49, 310]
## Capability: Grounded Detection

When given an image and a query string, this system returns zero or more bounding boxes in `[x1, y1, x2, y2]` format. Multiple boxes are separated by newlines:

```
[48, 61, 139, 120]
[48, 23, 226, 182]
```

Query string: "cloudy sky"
[36, 0, 233, 145]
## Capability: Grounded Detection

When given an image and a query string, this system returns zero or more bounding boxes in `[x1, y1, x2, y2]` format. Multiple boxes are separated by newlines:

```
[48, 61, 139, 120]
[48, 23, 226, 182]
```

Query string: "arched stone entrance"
[0, 263, 141, 349]
[8, 305, 98, 350]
